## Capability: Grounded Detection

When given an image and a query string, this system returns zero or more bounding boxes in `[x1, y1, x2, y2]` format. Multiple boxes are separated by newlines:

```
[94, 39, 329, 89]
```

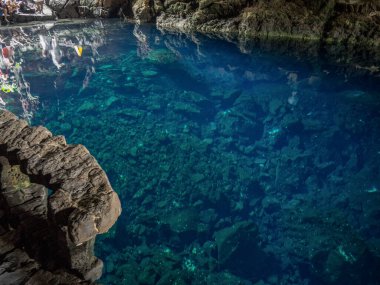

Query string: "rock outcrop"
[43, 0, 379, 50]
[148, 0, 380, 48]
[0, 110, 121, 283]
[214, 221, 275, 279]
[47, 0, 124, 18]
[128, 0, 380, 46]
[13, 4, 56, 23]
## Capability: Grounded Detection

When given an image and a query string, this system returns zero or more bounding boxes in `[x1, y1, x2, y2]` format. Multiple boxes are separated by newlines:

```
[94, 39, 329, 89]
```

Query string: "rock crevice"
[0, 110, 121, 283]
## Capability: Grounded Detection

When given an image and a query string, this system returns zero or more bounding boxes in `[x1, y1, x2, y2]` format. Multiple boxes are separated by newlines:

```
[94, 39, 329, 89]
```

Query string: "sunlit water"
[1, 20, 380, 285]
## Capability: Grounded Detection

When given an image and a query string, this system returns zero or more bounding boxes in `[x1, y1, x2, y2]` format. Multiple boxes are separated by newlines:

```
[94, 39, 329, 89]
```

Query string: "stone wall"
[134, 0, 379, 48]
[0, 110, 121, 284]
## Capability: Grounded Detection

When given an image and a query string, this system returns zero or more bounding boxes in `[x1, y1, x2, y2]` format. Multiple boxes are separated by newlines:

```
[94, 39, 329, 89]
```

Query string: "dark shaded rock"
[325, 11, 380, 46]
[40, 0, 380, 55]
[157, 271, 186, 285]
[205, 271, 249, 285]
[162, 208, 199, 234]
[0, 249, 39, 285]
[214, 221, 275, 280]
[154, 0, 380, 51]
[26, 269, 90, 284]
[310, 241, 380, 285]
[13, 6, 56, 23]
[261, 196, 281, 214]
[220, 89, 242, 109]
[48, 0, 124, 18]
[172, 101, 202, 117]
[281, 113, 304, 133]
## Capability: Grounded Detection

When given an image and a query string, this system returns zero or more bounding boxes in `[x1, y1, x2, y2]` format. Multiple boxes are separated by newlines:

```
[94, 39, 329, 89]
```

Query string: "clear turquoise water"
[2, 20, 380, 285]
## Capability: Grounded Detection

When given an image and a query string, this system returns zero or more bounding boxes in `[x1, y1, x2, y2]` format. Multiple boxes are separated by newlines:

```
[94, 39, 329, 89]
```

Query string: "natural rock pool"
[1, 20, 380, 285]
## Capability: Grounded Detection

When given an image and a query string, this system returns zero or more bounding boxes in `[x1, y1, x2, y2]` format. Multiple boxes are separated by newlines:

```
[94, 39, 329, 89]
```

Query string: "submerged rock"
[142, 69, 159, 77]
[162, 208, 200, 234]
[78, 101, 96, 112]
[146, 49, 178, 65]
[172, 101, 201, 116]
[310, 241, 380, 284]
[214, 221, 275, 280]
[105, 95, 120, 108]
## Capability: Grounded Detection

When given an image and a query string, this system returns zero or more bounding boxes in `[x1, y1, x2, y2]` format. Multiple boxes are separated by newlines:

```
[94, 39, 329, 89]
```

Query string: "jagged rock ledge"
[139, 0, 380, 50]
[0, 110, 121, 284]
[24, 0, 378, 53]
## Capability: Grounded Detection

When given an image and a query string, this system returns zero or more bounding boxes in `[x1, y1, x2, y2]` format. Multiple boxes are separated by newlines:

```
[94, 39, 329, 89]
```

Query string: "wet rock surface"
[144, 0, 380, 49]
[47, 0, 124, 18]
[0, 110, 121, 283]
[36, 0, 380, 53]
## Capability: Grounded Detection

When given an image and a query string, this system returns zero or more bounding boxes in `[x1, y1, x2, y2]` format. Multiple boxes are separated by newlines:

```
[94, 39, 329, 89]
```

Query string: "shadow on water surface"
[1, 19, 380, 285]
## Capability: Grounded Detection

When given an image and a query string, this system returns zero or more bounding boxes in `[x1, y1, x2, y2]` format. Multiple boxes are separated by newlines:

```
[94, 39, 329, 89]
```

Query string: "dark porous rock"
[44, 0, 380, 53]
[0, 110, 121, 283]
[132, 0, 157, 22]
[162, 207, 200, 234]
[214, 221, 275, 280]
[154, 0, 380, 51]
[25, 269, 90, 285]
[48, 0, 124, 18]
[205, 271, 249, 285]
[325, 10, 380, 46]
[49, 0, 80, 18]
[0, 249, 39, 285]
[172, 101, 202, 117]
[310, 240, 380, 285]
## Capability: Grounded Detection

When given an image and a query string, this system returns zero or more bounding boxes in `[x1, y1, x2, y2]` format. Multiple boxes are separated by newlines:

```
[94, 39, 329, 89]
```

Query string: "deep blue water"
[1, 20, 380, 285]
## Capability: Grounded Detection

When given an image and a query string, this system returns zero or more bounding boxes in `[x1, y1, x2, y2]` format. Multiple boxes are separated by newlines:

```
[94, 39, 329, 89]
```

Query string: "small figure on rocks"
[34, 0, 43, 14]
[0, 1, 10, 23]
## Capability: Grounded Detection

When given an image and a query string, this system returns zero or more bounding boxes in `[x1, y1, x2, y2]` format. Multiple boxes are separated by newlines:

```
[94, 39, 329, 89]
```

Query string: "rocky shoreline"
[131, 0, 380, 49]
[0, 110, 121, 284]
[10, 1, 379, 52]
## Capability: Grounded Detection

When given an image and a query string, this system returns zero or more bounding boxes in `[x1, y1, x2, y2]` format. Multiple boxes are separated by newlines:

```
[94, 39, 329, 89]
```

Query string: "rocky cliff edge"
[0, 110, 121, 284]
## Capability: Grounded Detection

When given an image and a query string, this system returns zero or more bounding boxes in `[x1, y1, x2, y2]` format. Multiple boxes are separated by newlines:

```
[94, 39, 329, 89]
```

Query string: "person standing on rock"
[0, 1, 10, 23]
[34, 0, 43, 14]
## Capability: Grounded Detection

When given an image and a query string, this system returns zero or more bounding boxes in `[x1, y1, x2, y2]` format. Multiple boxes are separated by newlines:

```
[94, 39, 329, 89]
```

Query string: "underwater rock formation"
[214, 221, 276, 279]
[0, 110, 121, 283]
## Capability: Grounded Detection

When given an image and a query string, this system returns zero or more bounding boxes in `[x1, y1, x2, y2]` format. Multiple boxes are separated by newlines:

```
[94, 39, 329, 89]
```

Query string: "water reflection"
[1, 20, 379, 122]
[133, 21, 151, 58]
[0, 30, 38, 120]
[1, 20, 380, 285]
[0, 21, 107, 120]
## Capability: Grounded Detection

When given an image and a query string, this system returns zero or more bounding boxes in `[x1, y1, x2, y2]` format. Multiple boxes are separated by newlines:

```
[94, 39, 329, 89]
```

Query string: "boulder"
[214, 221, 274, 279]
[0, 109, 121, 282]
